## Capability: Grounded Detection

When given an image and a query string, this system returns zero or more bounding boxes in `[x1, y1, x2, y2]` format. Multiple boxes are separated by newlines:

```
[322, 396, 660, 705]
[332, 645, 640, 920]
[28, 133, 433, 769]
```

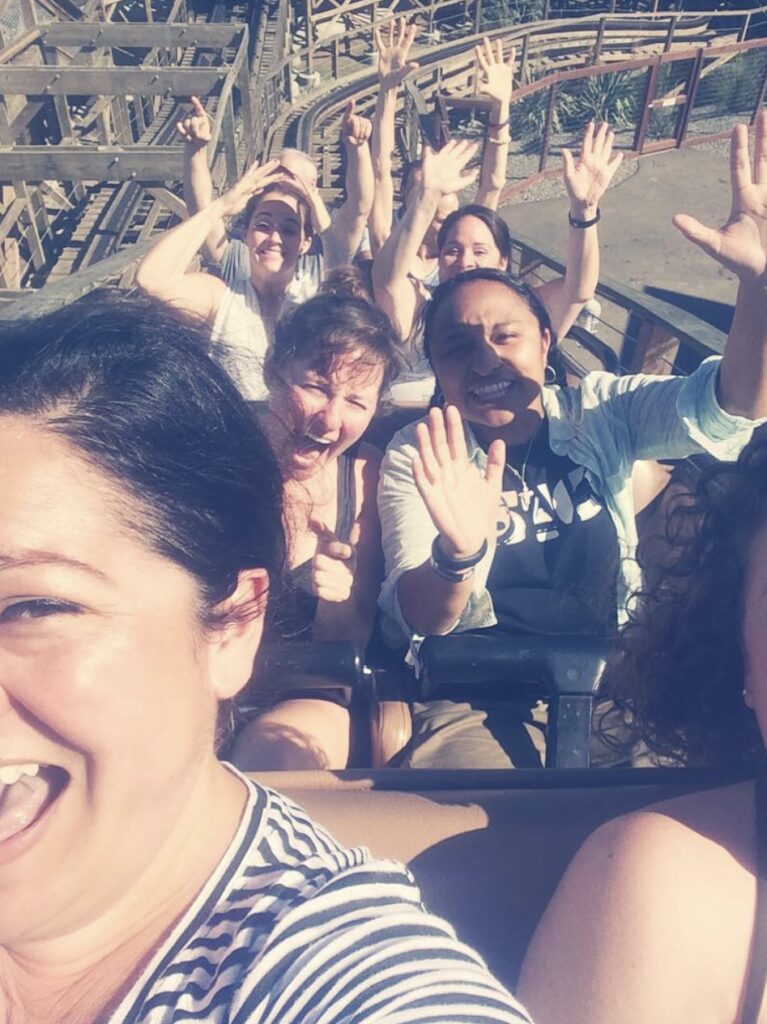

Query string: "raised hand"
[673, 112, 767, 284]
[341, 99, 373, 148]
[421, 140, 480, 197]
[218, 159, 283, 218]
[562, 121, 623, 213]
[374, 16, 419, 91]
[311, 522, 360, 603]
[475, 37, 516, 107]
[412, 405, 506, 559]
[176, 96, 212, 148]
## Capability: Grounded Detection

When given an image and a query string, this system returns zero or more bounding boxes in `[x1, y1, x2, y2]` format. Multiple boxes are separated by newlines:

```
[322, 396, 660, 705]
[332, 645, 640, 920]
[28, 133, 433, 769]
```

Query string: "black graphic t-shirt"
[485, 424, 620, 637]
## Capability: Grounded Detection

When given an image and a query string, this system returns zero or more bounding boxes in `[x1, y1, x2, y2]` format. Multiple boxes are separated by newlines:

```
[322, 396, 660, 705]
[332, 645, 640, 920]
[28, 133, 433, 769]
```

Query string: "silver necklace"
[505, 436, 535, 512]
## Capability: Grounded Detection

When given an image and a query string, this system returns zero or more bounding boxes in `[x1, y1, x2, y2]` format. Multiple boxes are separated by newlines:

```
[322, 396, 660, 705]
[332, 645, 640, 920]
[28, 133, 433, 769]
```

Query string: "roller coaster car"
[252, 766, 749, 993]
[244, 632, 608, 770]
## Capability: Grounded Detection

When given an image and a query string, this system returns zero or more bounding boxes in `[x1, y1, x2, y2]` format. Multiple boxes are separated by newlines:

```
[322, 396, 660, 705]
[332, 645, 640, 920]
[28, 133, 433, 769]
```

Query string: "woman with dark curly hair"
[518, 437, 767, 1023]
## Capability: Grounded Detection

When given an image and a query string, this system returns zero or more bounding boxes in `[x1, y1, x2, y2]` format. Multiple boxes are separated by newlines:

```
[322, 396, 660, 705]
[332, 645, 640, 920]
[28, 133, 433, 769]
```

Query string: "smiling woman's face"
[245, 190, 310, 280]
[429, 279, 550, 444]
[0, 416, 233, 942]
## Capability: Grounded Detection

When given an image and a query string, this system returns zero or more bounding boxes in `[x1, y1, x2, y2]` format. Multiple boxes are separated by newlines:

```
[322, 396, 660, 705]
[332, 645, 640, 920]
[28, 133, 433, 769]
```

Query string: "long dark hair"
[422, 267, 566, 385]
[604, 436, 767, 768]
[0, 289, 285, 621]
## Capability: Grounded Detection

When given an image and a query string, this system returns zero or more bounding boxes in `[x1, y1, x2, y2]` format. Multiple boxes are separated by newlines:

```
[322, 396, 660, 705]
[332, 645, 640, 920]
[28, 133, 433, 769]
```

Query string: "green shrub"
[571, 70, 641, 128]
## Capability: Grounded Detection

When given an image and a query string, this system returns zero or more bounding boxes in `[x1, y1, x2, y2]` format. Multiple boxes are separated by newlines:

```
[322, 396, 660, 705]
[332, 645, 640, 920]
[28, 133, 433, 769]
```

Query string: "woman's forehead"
[436, 280, 530, 321]
[444, 215, 496, 244]
[295, 348, 384, 388]
[249, 191, 304, 223]
[0, 418, 126, 558]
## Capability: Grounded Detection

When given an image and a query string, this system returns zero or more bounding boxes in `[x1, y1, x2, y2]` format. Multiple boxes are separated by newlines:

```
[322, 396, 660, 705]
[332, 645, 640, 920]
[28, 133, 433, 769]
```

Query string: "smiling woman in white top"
[136, 159, 316, 400]
[0, 289, 532, 1024]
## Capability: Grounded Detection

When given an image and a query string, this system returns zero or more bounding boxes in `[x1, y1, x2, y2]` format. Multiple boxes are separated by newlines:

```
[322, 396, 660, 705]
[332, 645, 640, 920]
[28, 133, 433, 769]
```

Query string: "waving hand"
[412, 406, 505, 558]
[673, 113, 767, 283]
[562, 121, 623, 211]
[374, 17, 419, 91]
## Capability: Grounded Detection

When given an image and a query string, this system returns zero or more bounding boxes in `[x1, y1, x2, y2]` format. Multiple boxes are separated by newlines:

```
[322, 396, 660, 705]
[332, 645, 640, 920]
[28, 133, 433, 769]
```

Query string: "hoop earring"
[544, 364, 557, 386]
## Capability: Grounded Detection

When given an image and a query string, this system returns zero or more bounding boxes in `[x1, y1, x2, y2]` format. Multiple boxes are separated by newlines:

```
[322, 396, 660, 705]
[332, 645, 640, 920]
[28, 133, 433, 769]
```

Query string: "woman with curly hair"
[518, 437, 767, 1023]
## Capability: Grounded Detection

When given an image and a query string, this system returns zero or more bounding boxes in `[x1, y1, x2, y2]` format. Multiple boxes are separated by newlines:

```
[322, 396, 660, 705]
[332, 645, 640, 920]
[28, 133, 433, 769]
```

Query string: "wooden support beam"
[221, 93, 239, 186]
[145, 186, 187, 219]
[0, 146, 183, 182]
[0, 237, 157, 320]
[0, 241, 21, 290]
[38, 22, 241, 48]
[0, 197, 27, 243]
[0, 101, 47, 273]
[0, 66, 231, 97]
[42, 43, 87, 202]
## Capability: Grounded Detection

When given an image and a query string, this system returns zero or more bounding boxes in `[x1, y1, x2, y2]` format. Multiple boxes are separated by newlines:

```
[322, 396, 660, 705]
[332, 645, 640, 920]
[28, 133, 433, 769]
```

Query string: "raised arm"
[674, 111, 767, 419]
[372, 139, 478, 339]
[322, 101, 375, 269]
[369, 18, 419, 253]
[135, 159, 282, 321]
[535, 121, 622, 340]
[177, 96, 228, 264]
[474, 38, 515, 211]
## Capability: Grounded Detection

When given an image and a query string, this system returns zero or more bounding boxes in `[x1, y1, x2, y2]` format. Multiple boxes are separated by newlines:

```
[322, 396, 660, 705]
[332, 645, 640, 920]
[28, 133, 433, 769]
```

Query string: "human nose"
[313, 396, 343, 434]
[473, 339, 503, 374]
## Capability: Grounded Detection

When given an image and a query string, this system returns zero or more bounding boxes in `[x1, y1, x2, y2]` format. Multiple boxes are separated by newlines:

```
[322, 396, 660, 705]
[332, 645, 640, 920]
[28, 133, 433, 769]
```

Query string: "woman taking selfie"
[377, 116, 767, 768]
[0, 290, 531, 1023]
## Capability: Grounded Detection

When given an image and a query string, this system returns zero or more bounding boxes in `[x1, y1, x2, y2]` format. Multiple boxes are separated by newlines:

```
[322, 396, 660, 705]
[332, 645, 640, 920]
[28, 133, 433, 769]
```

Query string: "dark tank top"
[278, 445, 358, 641]
[485, 422, 620, 638]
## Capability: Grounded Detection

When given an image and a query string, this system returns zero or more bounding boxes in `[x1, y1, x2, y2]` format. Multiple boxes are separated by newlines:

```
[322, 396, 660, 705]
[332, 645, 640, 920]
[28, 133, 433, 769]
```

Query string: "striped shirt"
[108, 774, 531, 1023]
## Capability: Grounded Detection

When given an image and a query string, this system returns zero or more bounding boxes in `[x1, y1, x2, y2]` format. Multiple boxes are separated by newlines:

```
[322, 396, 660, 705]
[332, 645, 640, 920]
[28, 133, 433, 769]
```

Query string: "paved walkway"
[501, 144, 739, 326]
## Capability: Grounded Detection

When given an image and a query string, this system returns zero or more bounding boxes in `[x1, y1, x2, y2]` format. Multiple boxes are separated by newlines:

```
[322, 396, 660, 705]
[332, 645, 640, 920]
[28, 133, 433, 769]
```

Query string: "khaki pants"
[401, 699, 548, 770]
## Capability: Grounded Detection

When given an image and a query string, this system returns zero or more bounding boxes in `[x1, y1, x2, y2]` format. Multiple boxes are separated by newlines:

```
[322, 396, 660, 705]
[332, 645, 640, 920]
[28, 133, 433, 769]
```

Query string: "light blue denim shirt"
[377, 357, 762, 648]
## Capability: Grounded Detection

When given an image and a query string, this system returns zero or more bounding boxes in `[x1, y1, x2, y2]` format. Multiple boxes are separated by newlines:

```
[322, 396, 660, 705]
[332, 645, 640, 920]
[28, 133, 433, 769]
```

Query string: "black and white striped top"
[108, 773, 532, 1023]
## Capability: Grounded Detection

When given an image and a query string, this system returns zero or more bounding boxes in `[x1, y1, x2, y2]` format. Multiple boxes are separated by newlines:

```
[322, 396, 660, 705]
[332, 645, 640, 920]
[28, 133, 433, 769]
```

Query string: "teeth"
[0, 763, 40, 786]
[470, 380, 512, 399]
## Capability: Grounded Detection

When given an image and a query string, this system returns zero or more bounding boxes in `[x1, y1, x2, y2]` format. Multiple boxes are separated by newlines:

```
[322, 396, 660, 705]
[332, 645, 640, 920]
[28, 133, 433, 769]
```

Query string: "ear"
[500, 255, 509, 271]
[204, 569, 270, 702]
[298, 233, 313, 257]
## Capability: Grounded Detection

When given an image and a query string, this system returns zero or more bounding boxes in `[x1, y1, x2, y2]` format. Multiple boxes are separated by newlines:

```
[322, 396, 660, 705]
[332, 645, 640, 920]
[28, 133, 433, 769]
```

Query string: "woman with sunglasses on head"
[136, 159, 317, 400]
[0, 288, 533, 1024]
[377, 116, 767, 769]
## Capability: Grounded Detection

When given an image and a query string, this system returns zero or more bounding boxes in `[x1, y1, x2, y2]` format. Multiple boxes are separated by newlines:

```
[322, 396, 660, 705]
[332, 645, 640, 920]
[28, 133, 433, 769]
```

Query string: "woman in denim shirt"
[377, 116, 767, 768]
